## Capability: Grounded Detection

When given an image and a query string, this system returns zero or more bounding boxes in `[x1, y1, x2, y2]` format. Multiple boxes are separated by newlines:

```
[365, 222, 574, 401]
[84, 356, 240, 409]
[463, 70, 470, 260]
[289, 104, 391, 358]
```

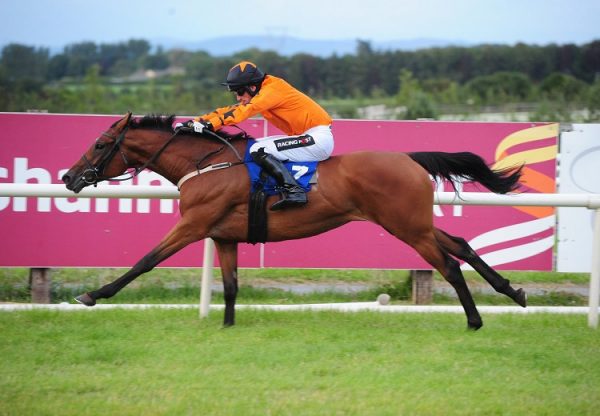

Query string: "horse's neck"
[130, 131, 247, 185]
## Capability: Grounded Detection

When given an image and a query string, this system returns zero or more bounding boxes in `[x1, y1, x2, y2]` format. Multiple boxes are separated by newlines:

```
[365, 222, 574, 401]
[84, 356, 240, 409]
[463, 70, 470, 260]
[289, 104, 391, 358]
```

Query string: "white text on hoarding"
[0, 158, 177, 214]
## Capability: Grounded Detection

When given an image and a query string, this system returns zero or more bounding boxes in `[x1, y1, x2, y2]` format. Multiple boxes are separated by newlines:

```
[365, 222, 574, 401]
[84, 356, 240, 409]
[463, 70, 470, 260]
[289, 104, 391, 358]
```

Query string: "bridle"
[80, 126, 132, 186]
[79, 121, 245, 187]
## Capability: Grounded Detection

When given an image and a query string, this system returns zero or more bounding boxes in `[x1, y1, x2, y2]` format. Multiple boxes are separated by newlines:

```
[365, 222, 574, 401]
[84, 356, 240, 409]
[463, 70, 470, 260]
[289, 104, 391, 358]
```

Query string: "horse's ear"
[115, 112, 133, 130]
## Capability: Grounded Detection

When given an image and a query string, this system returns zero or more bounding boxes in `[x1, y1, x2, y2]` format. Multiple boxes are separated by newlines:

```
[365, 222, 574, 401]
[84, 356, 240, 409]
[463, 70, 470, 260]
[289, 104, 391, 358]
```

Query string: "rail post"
[411, 270, 433, 304]
[199, 238, 215, 318]
[588, 208, 600, 328]
[29, 268, 51, 303]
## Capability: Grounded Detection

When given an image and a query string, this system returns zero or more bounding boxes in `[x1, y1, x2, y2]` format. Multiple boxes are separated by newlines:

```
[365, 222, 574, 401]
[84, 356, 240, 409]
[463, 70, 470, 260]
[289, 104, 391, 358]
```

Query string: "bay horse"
[62, 113, 527, 330]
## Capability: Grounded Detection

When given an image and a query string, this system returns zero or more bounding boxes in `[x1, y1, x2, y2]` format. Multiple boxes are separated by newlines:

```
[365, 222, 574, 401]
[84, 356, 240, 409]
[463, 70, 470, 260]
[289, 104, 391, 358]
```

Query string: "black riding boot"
[251, 150, 308, 211]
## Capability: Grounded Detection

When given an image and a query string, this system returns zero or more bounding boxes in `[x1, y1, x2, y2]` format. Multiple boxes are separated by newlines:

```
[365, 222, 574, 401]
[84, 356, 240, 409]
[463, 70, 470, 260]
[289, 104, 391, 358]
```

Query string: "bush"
[402, 91, 438, 120]
[540, 72, 587, 101]
[529, 99, 575, 122]
[586, 80, 600, 121]
[466, 71, 532, 104]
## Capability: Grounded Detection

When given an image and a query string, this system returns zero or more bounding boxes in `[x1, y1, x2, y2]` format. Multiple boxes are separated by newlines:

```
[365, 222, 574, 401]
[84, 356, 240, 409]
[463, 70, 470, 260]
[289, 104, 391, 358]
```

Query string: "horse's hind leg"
[410, 233, 483, 330]
[434, 228, 527, 307]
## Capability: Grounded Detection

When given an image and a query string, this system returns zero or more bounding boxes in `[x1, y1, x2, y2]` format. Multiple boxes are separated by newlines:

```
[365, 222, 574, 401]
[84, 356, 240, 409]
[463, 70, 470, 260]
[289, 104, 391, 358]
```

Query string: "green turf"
[0, 267, 590, 286]
[0, 309, 598, 415]
[1, 267, 590, 306]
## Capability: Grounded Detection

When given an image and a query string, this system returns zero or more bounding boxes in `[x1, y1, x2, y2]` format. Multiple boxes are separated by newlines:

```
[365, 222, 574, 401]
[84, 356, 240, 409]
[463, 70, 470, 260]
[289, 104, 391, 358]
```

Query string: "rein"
[176, 127, 245, 190]
[203, 128, 243, 162]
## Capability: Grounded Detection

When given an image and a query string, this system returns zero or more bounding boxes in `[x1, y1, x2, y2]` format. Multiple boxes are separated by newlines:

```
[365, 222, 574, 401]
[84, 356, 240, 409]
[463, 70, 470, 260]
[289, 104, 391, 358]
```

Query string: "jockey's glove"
[174, 119, 213, 133]
[174, 120, 193, 131]
[192, 120, 212, 133]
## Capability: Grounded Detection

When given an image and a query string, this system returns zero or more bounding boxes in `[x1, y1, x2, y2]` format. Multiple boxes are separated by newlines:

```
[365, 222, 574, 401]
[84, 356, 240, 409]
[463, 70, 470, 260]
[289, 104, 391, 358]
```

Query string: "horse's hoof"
[74, 293, 96, 306]
[514, 288, 527, 308]
[467, 320, 483, 331]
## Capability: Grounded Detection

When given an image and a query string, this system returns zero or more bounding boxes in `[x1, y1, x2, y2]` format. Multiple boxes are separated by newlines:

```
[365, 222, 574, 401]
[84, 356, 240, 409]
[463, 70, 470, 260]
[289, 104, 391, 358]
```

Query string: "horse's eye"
[95, 142, 106, 150]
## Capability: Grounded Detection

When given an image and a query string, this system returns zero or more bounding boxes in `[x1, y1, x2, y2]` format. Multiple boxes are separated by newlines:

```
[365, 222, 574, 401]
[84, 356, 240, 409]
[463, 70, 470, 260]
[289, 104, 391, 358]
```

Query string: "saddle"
[244, 140, 317, 244]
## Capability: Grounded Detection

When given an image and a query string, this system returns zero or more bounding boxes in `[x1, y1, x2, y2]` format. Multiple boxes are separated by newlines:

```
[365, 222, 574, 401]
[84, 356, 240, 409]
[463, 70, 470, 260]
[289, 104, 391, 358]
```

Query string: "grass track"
[1, 309, 599, 415]
[0, 267, 590, 306]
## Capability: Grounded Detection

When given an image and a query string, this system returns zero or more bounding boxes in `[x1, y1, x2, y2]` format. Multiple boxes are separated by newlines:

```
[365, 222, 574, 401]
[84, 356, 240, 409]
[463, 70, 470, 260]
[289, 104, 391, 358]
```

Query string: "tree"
[354, 40, 384, 96]
[79, 64, 111, 113]
[98, 43, 126, 74]
[579, 40, 600, 82]
[466, 71, 532, 104]
[288, 54, 324, 95]
[0, 43, 49, 81]
[539, 72, 587, 101]
[404, 91, 438, 120]
[396, 69, 420, 104]
[124, 39, 151, 60]
[47, 54, 69, 80]
[64, 42, 98, 77]
[143, 46, 169, 70]
[394, 69, 437, 119]
[185, 51, 216, 81]
[585, 80, 600, 121]
[322, 54, 352, 98]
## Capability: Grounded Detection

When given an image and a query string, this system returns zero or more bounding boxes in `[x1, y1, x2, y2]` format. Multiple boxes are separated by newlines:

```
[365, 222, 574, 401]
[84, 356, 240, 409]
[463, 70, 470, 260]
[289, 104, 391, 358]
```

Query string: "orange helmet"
[221, 61, 265, 90]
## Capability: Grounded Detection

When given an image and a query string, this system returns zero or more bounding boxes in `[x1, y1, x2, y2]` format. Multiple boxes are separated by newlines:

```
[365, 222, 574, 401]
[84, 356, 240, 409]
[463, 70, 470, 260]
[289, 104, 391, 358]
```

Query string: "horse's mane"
[126, 114, 249, 141]
[128, 114, 176, 132]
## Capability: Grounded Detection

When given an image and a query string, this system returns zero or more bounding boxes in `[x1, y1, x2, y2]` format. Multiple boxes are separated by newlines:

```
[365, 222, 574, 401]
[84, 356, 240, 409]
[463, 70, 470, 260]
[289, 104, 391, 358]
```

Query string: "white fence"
[1, 183, 599, 328]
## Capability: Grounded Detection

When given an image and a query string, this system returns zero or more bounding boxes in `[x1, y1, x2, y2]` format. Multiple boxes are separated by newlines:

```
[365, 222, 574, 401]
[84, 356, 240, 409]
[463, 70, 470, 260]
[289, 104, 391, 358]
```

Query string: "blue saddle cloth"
[244, 140, 317, 195]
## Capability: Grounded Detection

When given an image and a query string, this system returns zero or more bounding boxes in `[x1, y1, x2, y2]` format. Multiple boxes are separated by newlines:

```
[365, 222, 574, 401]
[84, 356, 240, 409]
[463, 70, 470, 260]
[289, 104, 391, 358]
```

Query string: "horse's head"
[62, 112, 134, 193]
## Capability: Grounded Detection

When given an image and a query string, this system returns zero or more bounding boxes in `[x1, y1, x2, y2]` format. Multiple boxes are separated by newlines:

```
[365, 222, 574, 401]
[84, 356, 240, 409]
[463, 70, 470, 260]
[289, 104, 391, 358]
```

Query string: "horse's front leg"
[214, 240, 238, 327]
[75, 220, 201, 306]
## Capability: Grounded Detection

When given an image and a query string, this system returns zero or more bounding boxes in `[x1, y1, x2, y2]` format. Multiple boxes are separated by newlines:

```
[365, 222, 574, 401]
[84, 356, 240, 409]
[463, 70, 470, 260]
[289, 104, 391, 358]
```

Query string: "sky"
[1, 0, 599, 49]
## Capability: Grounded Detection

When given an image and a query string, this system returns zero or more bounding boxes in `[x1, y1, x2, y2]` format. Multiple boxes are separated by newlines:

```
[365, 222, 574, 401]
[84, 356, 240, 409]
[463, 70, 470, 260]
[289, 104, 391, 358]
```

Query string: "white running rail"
[1, 183, 599, 328]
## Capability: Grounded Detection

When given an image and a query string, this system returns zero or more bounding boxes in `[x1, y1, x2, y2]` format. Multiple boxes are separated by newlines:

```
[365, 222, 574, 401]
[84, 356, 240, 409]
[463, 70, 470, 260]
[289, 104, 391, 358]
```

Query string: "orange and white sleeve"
[194, 105, 239, 130]
[195, 91, 279, 130]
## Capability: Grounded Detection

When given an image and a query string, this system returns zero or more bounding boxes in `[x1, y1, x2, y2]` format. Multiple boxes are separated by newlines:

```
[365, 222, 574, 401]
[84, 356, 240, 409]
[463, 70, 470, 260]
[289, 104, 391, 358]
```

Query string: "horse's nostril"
[62, 174, 71, 184]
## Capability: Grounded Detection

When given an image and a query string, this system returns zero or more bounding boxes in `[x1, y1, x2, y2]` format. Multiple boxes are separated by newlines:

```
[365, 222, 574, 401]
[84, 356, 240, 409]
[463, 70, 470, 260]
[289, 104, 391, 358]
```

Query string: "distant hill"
[1, 35, 471, 57]
[151, 35, 470, 57]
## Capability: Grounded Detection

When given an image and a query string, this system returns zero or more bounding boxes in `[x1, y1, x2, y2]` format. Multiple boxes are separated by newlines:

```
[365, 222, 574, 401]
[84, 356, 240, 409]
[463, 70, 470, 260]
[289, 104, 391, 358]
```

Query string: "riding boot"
[250, 150, 308, 211]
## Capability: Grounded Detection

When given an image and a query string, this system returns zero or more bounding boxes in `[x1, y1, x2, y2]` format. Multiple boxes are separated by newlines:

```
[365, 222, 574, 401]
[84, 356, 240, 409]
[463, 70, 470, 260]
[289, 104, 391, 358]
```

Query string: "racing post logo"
[274, 135, 315, 151]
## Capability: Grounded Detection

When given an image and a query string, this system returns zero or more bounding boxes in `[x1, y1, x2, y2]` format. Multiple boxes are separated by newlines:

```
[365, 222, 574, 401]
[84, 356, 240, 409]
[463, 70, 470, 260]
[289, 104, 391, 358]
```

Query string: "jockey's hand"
[192, 120, 212, 134]
[174, 120, 194, 131]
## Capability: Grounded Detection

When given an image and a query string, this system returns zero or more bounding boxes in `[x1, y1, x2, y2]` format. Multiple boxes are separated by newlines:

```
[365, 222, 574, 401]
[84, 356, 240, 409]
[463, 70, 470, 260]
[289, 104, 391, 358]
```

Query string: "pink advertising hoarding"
[0, 113, 557, 270]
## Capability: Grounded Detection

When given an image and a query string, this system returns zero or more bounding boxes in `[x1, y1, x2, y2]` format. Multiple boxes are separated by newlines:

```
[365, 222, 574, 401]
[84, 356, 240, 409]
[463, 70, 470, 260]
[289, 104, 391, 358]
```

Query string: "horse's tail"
[408, 151, 523, 194]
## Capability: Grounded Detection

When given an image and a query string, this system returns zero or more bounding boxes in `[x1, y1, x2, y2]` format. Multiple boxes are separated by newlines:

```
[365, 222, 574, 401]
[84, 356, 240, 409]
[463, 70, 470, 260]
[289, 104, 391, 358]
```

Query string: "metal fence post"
[199, 238, 215, 319]
[588, 208, 600, 329]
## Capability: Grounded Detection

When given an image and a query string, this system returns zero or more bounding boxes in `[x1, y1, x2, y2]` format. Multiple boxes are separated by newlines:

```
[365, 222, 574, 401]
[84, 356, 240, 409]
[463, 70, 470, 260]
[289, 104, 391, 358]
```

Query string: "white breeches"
[249, 125, 333, 162]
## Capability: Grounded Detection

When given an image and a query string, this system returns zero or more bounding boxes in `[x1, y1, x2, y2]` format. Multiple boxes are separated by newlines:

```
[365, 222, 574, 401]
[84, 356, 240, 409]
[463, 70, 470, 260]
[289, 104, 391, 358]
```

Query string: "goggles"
[229, 85, 248, 96]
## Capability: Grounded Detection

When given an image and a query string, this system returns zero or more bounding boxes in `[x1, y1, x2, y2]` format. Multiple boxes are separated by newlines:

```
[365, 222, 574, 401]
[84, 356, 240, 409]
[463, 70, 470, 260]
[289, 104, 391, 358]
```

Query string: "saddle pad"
[244, 140, 317, 195]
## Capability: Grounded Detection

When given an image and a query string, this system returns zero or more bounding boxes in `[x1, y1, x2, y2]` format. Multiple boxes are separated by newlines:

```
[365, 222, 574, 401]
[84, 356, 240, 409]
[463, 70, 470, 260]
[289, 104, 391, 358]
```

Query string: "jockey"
[192, 61, 333, 211]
